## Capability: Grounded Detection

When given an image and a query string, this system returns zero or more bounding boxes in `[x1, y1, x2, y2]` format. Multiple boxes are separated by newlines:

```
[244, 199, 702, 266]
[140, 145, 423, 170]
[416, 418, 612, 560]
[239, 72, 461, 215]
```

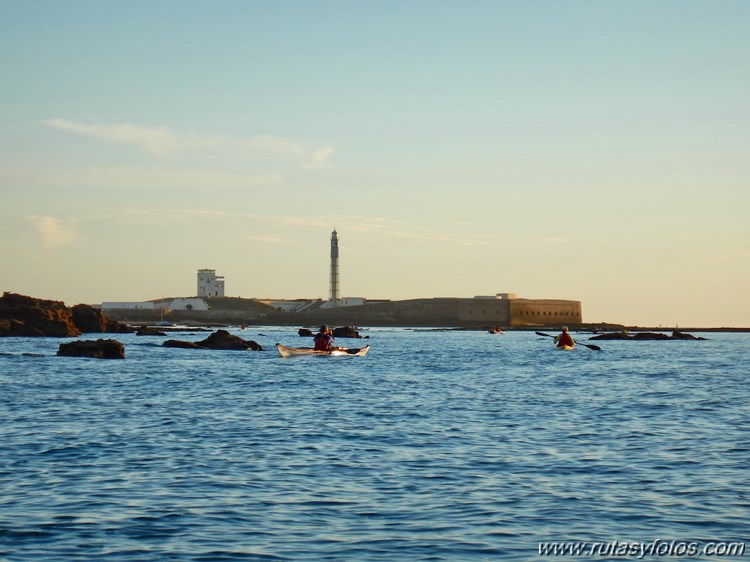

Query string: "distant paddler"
[313, 324, 337, 351]
[554, 326, 576, 350]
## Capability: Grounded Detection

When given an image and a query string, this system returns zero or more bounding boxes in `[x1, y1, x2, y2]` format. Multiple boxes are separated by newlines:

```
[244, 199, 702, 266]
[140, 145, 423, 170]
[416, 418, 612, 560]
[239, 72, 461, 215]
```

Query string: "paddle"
[535, 331, 602, 351]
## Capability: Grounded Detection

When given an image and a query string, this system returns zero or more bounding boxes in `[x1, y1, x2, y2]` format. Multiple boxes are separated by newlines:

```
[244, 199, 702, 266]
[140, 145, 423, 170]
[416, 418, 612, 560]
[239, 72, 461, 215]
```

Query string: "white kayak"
[276, 343, 370, 358]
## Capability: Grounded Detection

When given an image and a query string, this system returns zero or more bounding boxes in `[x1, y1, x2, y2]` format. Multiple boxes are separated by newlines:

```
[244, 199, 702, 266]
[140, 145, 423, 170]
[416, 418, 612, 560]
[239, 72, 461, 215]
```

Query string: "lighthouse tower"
[329, 229, 340, 307]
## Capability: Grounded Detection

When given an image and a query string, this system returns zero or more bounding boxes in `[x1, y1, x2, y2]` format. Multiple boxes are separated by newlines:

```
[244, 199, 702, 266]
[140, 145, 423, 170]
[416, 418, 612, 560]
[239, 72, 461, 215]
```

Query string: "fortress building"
[197, 269, 225, 298]
[292, 294, 582, 328]
[100, 235, 584, 327]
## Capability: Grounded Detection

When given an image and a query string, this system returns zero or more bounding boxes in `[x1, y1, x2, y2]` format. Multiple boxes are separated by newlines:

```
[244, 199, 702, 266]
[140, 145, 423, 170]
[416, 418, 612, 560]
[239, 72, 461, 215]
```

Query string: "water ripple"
[1, 330, 748, 560]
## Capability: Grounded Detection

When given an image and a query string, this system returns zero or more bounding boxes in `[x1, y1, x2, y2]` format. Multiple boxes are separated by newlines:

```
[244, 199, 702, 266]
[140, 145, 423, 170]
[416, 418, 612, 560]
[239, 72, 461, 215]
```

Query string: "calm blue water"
[1, 328, 748, 561]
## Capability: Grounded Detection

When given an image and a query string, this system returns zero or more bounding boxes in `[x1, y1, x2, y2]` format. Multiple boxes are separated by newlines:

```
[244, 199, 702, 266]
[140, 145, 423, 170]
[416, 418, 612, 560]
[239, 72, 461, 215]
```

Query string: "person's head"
[319, 324, 328, 333]
[562, 326, 569, 333]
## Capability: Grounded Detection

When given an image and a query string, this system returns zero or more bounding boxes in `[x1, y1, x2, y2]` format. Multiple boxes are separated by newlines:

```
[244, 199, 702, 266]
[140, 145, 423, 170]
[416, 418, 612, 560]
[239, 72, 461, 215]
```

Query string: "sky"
[1, 1, 748, 327]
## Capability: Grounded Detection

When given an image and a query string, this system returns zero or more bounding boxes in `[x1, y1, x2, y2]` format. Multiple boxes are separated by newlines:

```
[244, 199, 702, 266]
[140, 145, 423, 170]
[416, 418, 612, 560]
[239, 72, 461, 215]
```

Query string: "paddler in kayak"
[313, 324, 336, 351]
[554, 326, 576, 349]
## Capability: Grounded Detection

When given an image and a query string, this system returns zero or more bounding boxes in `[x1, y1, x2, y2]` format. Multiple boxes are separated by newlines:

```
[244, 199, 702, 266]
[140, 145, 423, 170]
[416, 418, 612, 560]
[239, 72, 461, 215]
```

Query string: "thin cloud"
[3, 166, 282, 190]
[98, 207, 514, 247]
[43, 119, 185, 158]
[91, 207, 500, 247]
[26, 215, 75, 253]
[42, 119, 335, 167]
[303, 146, 335, 169]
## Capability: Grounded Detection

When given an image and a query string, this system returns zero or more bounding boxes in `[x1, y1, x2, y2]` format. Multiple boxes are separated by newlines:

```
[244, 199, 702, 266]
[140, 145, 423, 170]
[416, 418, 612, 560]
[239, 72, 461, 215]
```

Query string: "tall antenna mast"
[329, 229, 340, 307]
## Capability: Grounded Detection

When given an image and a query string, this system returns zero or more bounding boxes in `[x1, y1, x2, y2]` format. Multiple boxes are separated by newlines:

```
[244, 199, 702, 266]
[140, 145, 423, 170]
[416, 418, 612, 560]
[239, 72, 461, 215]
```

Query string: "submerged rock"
[136, 325, 168, 336]
[57, 339, 125, 359]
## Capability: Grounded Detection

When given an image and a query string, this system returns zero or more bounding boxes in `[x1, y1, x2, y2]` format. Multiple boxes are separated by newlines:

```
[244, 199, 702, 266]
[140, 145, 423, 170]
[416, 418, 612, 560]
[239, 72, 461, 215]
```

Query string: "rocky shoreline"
[4, 292, 749, 336]
[0, 292, 131, 337]
[1, 292, 746, 360]
[0, 292, 367, 359]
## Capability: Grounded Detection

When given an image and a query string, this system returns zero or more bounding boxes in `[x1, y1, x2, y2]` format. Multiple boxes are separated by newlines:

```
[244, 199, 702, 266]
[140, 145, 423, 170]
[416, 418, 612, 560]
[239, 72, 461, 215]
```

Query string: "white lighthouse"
[329, 229, 340, 307]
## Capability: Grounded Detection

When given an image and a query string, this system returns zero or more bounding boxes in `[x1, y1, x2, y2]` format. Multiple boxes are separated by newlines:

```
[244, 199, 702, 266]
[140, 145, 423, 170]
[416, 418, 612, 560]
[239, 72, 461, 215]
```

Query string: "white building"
[197, 269, 225, 298]
[320, 297, 366, 309]
[166, 297, 209, 311]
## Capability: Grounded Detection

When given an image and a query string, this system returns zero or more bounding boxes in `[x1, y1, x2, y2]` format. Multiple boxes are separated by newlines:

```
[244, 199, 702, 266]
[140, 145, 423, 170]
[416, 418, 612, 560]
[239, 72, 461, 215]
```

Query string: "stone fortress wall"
[104, 297, 582, 328]
[102, 267, 582, 328]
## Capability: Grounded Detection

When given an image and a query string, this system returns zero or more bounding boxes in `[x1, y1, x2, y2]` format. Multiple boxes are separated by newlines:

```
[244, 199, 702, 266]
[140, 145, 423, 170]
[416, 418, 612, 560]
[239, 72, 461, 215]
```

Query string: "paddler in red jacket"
[554, 326, 576, 348]
[313, 324, 336, 351]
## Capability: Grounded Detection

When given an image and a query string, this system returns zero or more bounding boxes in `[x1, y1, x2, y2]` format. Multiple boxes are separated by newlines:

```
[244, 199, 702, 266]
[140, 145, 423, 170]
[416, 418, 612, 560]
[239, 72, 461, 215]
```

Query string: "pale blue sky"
[1, 1, 748, 326]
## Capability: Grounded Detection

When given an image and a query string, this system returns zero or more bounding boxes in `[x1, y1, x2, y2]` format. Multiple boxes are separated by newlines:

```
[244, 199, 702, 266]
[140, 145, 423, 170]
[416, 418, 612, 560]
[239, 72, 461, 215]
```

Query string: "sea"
[1, 328, 748, 561]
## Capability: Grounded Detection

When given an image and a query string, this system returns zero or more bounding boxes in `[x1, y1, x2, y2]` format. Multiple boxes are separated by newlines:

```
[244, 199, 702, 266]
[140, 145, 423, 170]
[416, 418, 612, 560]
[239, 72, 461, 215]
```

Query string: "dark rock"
[671, 331, 707, 340]
[0, 292, 81, 337]
[332, 326, 362, 339]
[136, 325, 168, 336]
[591, 330, 706, 341]
[632, 332, 671, 340]
[1, 319, 25, 335]
[197, 329, 259, 350]
[72, 304, 133, 334]
[301, 326, 362, 338]
[163, 329, 263, 351]
[57, 339, 125, 359]
[0, 293, 132, 337]
[590, 332, 632, 340]
[163, 339, 204, 349]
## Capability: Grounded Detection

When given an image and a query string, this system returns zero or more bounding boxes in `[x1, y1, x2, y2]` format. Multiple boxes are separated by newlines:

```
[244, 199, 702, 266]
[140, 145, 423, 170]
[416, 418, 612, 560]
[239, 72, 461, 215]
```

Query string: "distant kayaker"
[554, 326, 576, 348]
[313, 324, 335, 351]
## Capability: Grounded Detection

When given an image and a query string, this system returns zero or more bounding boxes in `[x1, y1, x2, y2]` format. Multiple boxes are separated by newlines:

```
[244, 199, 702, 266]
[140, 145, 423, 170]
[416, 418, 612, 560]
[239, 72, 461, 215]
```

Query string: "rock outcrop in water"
[332, 326, 363, 339]
[0, 292, 132, 337]
[71, 304, 132, 334]
[164, 329, 263, 351]
[57, 339, 125, 359]
[135, 325, 168, 336]
[590, 330, 707, 341]
[298, 326, 364, 338]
